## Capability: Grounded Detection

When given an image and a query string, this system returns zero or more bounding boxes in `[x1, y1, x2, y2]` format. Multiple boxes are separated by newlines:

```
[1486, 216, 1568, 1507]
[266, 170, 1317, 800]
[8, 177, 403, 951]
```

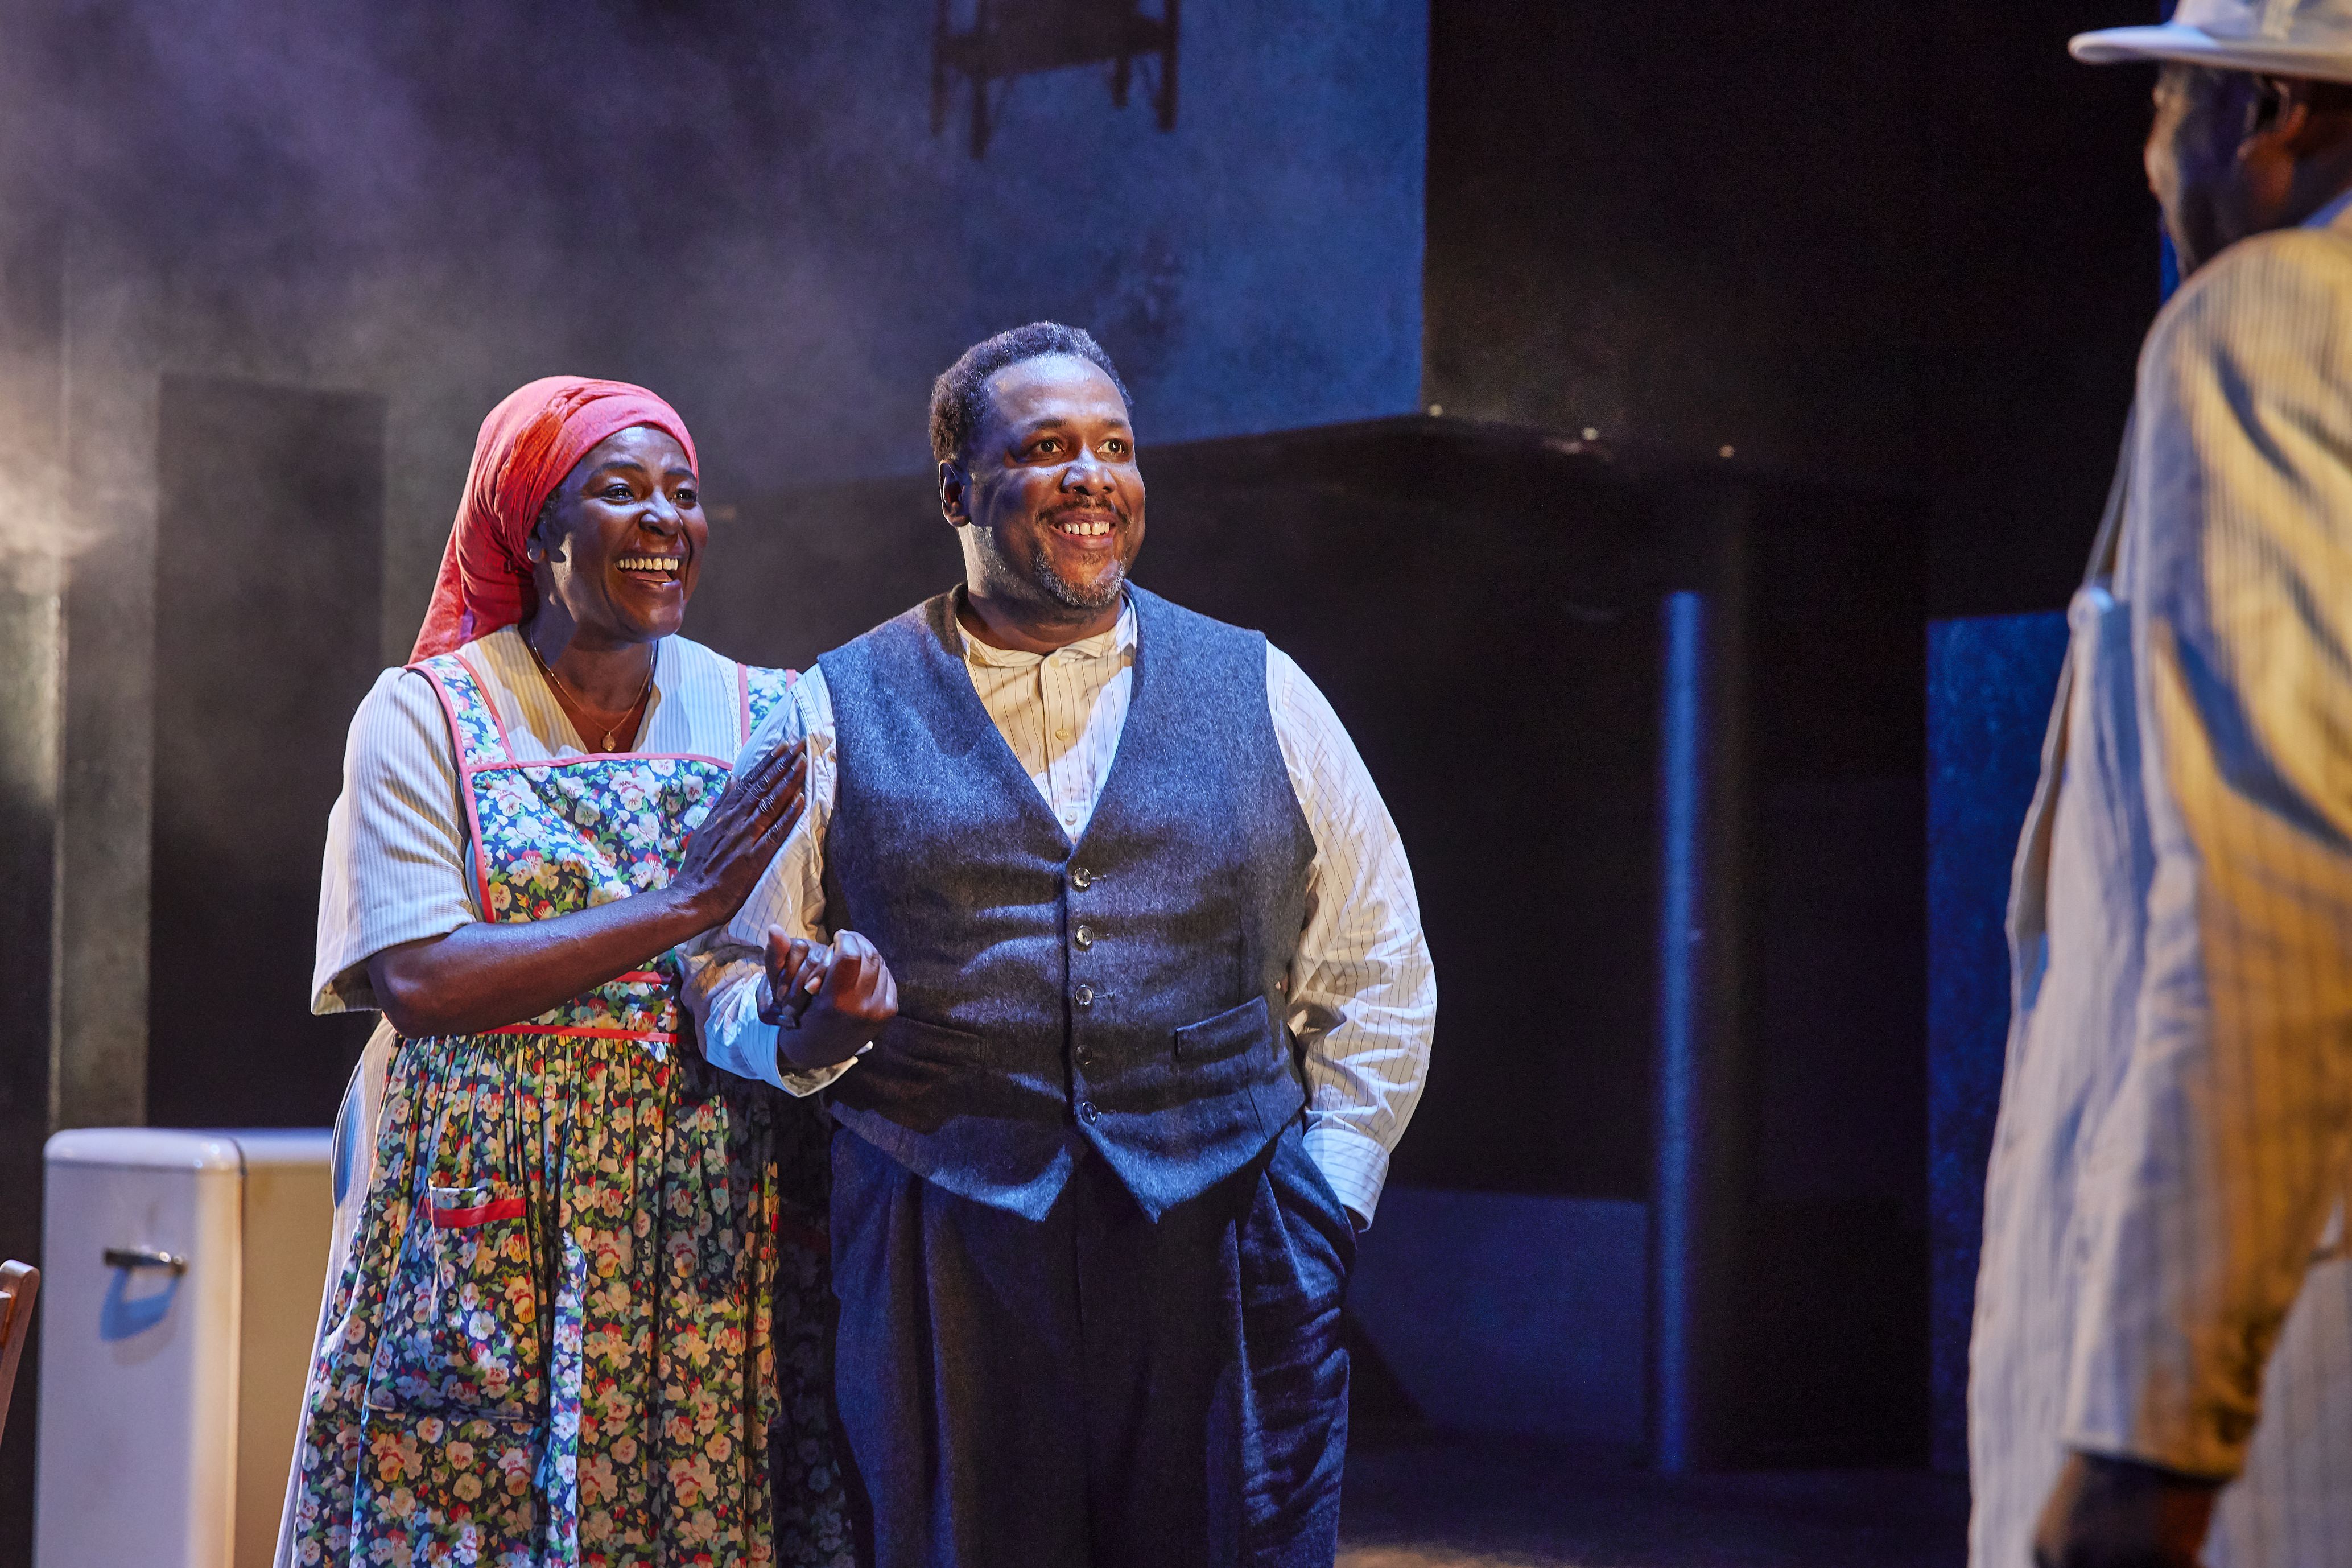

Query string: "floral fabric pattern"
[287, 654, 848, 1567]
[745, 665, 793, 736]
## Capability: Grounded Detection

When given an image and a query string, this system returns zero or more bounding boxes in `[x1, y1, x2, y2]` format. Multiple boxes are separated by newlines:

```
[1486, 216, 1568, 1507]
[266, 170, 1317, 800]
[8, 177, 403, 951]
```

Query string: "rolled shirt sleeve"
[1269, 647, 1437, 1228]
[312, 667, 479, 1014]
[2061, 226, 2352, 1479]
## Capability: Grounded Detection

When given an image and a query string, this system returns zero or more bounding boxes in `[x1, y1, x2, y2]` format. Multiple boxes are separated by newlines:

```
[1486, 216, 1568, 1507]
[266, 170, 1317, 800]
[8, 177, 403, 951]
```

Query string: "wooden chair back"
[0, 1260, 39, 1447]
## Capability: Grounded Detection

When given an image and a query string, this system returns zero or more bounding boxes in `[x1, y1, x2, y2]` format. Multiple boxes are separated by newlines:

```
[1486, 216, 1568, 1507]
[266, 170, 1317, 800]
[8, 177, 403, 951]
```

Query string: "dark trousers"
[830, 1119, 1354, 1568]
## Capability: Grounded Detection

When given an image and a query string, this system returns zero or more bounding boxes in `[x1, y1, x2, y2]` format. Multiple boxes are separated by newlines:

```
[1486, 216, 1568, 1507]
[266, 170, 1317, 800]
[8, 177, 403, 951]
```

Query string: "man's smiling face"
[951, 353, 1146, 618]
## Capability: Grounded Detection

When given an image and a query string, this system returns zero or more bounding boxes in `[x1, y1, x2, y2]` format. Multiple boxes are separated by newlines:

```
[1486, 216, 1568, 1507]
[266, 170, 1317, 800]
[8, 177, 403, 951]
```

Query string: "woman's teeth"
[616, 555, 680, 575]
[1054, 518, 1114, 537]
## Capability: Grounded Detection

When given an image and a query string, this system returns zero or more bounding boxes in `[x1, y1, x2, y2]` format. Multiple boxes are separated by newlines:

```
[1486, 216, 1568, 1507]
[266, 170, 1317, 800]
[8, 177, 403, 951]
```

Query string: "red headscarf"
[410, 376, 701, 661]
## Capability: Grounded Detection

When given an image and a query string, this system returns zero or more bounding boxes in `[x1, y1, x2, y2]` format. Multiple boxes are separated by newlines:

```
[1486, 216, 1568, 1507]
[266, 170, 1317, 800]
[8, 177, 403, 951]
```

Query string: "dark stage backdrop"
[1422, 0, 2160, 619]
[1927, 611, 2072, 1471]
[148, 376, 385, 1128]
[1414, 0, 2165, 1465]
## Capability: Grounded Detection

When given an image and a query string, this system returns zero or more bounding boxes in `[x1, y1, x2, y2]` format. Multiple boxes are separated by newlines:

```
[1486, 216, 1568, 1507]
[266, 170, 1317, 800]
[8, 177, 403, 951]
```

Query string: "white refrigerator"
[35, 1128, 334, 1568]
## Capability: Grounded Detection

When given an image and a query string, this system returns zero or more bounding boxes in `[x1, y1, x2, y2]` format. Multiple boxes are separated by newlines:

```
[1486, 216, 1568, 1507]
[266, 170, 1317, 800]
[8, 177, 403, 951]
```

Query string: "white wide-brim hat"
[2073, 0, 2352, 84]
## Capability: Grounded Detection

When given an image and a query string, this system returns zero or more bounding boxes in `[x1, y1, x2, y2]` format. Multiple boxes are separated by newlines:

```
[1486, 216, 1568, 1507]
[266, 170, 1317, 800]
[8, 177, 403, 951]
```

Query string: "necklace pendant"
[603, 729, 618, 752]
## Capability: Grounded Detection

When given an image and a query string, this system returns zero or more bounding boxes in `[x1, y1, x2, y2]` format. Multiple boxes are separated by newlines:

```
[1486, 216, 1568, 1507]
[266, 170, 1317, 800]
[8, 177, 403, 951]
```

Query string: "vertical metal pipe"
[1650, 582, 1748, 1474]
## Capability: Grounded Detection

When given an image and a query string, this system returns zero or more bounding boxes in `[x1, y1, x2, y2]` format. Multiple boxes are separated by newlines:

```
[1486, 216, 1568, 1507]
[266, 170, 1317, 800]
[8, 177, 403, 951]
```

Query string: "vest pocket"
[877, 1014, 987, 1063]
[366, 1182, 545, 1422]
[1173, 993, 1273, 1062]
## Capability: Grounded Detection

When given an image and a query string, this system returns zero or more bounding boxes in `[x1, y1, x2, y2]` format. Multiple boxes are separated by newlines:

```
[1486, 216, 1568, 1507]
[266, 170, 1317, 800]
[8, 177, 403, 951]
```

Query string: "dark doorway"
[149, 376, 385, 1129]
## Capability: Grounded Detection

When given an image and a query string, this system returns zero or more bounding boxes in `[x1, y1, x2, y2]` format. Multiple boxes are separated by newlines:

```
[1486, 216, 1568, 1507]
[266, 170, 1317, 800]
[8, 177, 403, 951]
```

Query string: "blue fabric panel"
[1345, 1189, 1648, 1445]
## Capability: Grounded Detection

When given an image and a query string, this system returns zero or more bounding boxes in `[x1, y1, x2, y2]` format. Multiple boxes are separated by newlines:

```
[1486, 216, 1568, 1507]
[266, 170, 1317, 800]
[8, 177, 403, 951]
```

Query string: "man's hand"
[761, 926, 898, 1074]
[2033, 1453, 2220, 1568]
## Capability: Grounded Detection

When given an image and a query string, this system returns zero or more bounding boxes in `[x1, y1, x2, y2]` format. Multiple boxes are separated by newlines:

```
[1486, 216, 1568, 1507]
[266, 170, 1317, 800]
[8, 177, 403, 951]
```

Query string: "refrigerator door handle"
[101, 1246, 188, 1276]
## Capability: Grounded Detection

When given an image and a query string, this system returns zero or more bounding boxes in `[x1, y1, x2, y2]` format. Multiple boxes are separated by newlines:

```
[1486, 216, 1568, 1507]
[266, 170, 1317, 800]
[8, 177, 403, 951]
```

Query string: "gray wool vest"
[815, 585, 1314, 1221]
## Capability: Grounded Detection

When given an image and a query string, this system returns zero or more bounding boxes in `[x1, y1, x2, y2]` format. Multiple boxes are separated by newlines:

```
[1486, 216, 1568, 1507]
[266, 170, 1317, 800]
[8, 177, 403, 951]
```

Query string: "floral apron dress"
[284, 650, 850, 1568]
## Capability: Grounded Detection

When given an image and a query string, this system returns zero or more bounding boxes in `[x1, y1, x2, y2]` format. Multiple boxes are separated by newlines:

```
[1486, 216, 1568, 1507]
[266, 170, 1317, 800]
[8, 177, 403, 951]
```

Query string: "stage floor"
[1338, 1431, 1967, 1567]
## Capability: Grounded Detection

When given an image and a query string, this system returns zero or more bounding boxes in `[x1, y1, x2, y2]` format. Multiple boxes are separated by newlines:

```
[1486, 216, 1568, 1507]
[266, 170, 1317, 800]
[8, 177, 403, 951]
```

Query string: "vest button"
[1071, 866, 1093, 890]
[1074, 923, 1095, 948]
[1074, 984, 1095, 1007]
[1078, 1100, 1100, 1124]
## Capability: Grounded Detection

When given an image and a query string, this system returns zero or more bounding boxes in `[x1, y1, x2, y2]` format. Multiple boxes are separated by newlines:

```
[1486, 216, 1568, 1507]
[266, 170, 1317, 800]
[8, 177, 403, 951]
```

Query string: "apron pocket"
[367, 1182, 546, 1422]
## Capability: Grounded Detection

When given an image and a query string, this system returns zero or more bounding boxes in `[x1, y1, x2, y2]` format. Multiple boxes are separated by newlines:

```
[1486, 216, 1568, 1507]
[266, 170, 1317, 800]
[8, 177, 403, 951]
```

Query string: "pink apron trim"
[735, 663, 799, 751]
[464, 752, 735, 773]
[409, 661, 502, 917]
[452, 652, 517, 757]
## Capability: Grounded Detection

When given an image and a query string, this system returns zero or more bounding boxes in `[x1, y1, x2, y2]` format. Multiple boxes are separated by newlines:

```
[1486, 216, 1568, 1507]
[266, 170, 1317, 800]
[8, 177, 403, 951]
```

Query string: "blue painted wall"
[1348, 1190, 1648, 1445]
[1925, 610, 2069, 1472]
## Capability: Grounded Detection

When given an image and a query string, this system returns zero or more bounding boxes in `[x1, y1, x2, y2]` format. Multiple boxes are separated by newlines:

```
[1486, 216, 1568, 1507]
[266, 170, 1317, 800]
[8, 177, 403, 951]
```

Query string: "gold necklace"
[526, 634, 655, 752]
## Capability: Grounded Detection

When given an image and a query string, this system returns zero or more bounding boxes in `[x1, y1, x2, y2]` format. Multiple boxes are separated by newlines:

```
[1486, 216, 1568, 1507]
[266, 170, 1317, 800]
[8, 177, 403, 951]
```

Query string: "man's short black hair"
[929, 322, 1132, 465]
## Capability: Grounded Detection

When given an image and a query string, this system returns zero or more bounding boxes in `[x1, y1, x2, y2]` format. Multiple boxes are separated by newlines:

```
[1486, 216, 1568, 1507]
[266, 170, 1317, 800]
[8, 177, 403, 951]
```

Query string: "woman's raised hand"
[671, 738, 808, 927]
[368, 737, 808, 1039]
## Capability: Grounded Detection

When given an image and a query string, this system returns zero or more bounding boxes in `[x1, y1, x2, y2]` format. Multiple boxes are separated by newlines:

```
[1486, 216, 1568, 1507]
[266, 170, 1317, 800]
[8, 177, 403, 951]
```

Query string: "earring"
[526, 543, 544, 563]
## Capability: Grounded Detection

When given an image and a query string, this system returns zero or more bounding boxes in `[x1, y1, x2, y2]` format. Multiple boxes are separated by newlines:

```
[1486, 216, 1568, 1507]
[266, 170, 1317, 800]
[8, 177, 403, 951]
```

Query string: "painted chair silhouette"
[0, 1260, 39, 1446]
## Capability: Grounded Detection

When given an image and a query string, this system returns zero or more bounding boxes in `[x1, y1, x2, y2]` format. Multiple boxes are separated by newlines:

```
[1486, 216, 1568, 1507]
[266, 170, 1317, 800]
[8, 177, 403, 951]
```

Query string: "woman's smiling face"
[531, 424, 707, 646]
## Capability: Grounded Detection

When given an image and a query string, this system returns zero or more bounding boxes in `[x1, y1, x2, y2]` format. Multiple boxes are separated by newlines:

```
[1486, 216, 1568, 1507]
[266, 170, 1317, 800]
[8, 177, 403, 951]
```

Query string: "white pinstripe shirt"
[684, 596, 1436, 1225]
[1971, 194, 2352, 1567]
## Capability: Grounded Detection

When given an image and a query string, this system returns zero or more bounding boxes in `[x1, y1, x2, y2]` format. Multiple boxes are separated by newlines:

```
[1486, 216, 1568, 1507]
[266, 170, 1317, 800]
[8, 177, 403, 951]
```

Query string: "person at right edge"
[1972, 5, 2352, 1566]
[687, 322, 1435, 1567]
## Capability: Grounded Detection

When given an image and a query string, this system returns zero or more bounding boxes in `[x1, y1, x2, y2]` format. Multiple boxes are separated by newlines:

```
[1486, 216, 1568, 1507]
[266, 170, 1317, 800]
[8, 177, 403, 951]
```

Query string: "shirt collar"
[956, 592, 1137, 669]
[2308, 186, 2352, 234]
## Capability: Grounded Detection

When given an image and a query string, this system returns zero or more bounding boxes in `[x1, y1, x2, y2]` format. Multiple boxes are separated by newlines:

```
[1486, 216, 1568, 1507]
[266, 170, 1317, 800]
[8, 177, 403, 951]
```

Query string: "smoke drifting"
[2, 0, 1422, 649]
[12, 0, 909, 634]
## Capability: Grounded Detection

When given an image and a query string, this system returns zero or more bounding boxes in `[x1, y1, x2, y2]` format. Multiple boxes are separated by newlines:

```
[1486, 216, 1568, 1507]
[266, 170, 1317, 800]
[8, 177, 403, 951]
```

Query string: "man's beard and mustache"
[1026, 504, 1130, 612]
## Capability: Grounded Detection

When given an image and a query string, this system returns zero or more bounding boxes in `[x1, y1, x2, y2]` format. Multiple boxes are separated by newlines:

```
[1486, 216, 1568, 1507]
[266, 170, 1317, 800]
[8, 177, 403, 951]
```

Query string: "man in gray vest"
[690, 321, 1436, 1566]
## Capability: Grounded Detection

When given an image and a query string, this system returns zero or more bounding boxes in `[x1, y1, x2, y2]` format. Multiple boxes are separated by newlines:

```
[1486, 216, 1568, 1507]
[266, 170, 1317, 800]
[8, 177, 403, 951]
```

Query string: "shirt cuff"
[686, 950, 859, 1097]
[2057, 1293, 2260, 1480]
[1303, 1117, 1391, 1229]
[311, 913, 477, 1016]
[2058, 1365, 2254, 1482]
[723, 1013, 860, 1098]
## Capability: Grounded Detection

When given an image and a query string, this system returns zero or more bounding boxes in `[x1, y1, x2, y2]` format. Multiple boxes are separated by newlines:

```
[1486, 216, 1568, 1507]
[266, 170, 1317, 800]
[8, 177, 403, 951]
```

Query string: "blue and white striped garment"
[1971, 194, 2352, 1567]
[684, 595, 1437, 1227]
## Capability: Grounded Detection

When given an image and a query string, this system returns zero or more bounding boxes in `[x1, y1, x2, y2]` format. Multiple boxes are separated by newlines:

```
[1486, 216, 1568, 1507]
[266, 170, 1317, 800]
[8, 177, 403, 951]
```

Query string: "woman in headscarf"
[284, 377, 849, 1566]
